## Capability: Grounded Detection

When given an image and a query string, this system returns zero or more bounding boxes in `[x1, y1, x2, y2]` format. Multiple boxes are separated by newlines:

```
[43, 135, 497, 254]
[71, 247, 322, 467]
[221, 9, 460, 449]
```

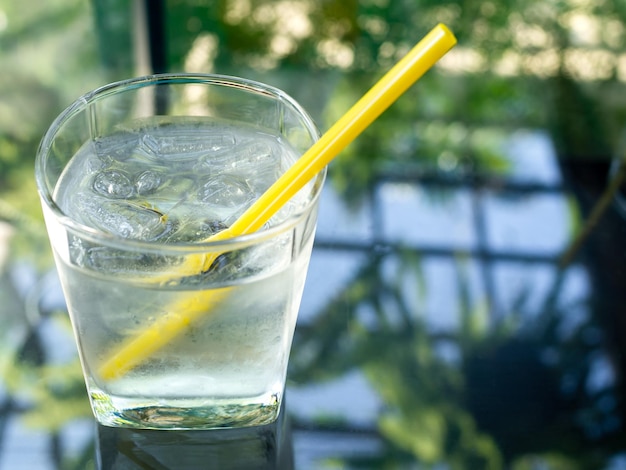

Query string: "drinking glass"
[35, 74, 325, 429]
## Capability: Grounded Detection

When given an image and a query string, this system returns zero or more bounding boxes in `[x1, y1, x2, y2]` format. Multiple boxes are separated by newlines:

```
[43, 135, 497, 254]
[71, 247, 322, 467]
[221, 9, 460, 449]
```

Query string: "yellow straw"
[98, 24, 457, 380]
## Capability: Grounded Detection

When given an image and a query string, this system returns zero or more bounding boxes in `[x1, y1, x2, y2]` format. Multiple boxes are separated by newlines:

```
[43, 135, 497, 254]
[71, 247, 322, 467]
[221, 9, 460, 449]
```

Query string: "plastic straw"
[99, 23, 457, 380]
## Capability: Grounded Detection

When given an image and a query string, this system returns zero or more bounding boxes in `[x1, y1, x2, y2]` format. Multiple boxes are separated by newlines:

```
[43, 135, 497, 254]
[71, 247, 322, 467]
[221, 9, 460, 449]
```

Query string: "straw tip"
[434, 23, 458, 46]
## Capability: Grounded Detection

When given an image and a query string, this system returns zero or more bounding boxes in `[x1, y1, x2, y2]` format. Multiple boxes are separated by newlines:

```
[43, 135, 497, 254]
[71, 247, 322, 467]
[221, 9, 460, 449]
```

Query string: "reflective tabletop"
[1, 1, 626, 469]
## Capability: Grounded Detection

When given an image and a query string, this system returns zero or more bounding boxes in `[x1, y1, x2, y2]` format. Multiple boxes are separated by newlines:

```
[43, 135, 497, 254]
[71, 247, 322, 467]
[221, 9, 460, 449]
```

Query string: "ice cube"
[83, 246, 171, 279]
[94, 131, 139, 162]
[86, 247, 145, 271]
[145, 175, 197, 215]
[231, 140, 284, 194]
[168, 217, 229, 243]
[134, 170, 163, 195]
[93, 170, 134, 199]
[139, 131, 236, 161]
[232, 141, 277, 168]
[198, 175, 254, 209]
[202, 219, 229, 234]
[68, 235, 87, 267]
[82, 199, 174, 241]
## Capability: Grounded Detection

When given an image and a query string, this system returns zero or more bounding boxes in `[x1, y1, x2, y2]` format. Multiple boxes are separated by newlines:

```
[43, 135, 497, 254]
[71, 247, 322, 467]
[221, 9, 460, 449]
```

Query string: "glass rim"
[35, 72, 326, 253]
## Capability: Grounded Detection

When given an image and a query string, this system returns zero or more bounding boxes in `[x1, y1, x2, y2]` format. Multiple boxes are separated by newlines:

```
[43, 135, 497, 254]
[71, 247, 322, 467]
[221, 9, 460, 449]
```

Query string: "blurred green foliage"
[0, 0, 102, 266]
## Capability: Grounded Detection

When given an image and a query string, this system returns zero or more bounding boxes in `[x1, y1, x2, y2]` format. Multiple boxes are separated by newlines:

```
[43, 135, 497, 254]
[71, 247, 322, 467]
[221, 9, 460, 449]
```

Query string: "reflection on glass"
[291, 242, 626, 468]
[96, 401, 293, 469]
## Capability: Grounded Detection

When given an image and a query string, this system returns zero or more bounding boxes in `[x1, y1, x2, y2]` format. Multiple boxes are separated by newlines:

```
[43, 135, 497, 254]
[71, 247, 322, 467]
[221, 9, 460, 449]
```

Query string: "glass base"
[90, 391, 281, 430]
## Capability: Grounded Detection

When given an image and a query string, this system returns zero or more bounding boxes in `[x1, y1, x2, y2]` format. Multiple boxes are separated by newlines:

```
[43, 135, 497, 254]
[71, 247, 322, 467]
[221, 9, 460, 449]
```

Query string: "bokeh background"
[1, 1, 626, 468]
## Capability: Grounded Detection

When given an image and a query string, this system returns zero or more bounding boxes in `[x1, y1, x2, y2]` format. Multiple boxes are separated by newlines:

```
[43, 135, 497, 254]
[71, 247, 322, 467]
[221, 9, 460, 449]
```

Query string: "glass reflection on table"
[95, 402, 293, 470]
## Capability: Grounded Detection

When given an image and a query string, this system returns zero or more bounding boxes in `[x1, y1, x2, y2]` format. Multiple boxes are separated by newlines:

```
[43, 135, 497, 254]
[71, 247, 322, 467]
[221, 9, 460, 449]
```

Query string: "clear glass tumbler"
[35, 74, 325, 430]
